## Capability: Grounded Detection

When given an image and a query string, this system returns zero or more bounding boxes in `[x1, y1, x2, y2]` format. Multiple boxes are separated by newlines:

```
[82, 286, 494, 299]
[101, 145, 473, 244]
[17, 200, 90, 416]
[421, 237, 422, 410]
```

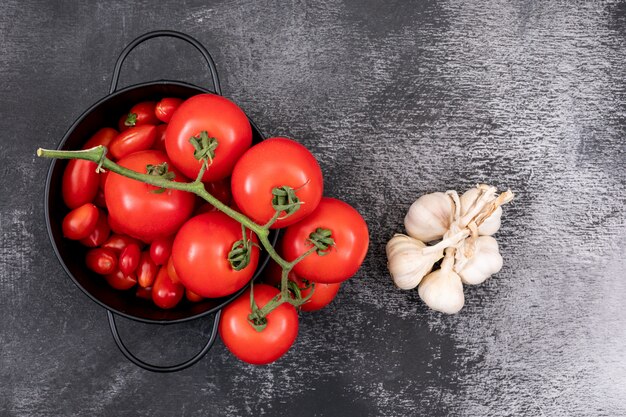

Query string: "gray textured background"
[1, 0, 625, 416]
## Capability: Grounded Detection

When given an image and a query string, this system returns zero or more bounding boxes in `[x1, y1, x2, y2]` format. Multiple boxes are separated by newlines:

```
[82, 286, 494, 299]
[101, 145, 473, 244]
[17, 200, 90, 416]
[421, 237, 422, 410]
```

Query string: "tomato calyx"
[307, 227, 335, 256]
[189, 131, 218, 169]
[228, 225, 258, 271]
[271, 185, 303, 218]
[124, 112, 138, 127]
[146, 162, 175, 193]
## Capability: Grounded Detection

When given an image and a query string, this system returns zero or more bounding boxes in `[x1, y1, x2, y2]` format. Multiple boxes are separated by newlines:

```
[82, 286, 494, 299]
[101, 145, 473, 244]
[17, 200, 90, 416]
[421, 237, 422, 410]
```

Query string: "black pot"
[44, 30, 277, 372]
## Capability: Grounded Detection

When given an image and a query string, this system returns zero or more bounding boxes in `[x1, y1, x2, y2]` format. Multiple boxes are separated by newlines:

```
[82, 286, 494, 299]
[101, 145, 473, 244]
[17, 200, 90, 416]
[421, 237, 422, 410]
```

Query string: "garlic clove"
[460, 187, 501, 235]
[386, 234, 442, 290]
[418, 267, 465, 314]
[404, 192, 454, 243]
[456, 236, 503, 285]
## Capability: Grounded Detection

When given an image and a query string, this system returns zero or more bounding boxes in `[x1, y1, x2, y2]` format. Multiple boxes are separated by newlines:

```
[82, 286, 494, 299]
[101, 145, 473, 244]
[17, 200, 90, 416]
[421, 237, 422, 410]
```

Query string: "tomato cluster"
[59, 93, 369, 365]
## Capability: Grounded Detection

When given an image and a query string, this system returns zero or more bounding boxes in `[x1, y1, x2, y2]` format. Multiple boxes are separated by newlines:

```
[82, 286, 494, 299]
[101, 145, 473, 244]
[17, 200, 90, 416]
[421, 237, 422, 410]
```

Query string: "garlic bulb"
[460, 186, 501, 235]
[456, 236, 503, 285]
[386, 234, 443, 289]
[418, 249, 464, 314]
[404, 192, 454, 242]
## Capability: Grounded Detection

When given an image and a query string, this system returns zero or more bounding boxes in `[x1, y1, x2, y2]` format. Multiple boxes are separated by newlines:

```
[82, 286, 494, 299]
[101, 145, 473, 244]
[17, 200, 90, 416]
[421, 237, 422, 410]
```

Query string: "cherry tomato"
[119, 243, 141, 275]
[152, 267, 184, 309]
[109, 125, 157, 160]
[231, 137, 323, 228]
[105, 269, 137, 290]
[118, 114, 129, 132]
[136, 286, 153, 300]
[219, 284, 298, 365]
[185, 288, 204, 303]
[101, 234, 141, 254]
[149, 237, 173, 266]
[166, 256, 180, 284]
[165, 93, 252, 182]
[172, 212, 260, 298]
[62, 159, 99, 209]
[82, 127, 118, 150]
[155, 97, 183, 123]
[137, 251, 157, 288]
[105, 150, 195, 242]
[123, 101, 159, 128]
[62, 203, 99, 240]
[153, 124, 168, 152]
[282, 198, 369, 283]
[79, 210, 110, 247]
[85, 248, 117, 275]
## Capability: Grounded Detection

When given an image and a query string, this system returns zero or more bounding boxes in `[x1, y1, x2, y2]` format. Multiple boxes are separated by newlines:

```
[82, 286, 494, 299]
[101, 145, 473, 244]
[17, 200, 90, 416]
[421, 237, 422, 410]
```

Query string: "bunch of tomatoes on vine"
[42, 93, 369, 364]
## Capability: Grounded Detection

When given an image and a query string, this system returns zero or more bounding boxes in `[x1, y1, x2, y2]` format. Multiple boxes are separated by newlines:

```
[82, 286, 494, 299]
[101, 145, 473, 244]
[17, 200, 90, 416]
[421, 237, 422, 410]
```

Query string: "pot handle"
[106, 309, 221, 373]
[109, 30, 222, 95]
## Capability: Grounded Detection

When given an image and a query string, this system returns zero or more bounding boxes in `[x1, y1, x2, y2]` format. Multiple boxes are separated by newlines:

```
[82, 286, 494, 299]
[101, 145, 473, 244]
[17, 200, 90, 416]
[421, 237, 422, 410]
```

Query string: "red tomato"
[118, 114, 129, 132]
[119, 243, 141, 275]
[155, 97, 183, 123]
[137, 251, 157, 288]
[82, 127, 118, 150]
[94, 189, 107, 208]
[152, 267, 184, 309]
[166, 256, 180, 284]
[105, 150, 195, 242]
[105, 269, 137, 290]
[79, 210, 110, 247]
[296, 277, 341, 312]
[149, 237, 173, 266]
[62, 203, 99, 240]
[109, 125, 157, 160]
[123, 101, 159, 127]
[136, 286, 153, 300]
[101, 234, 141, 253]
[165, 93, 252, 182]
[231, 137, 323, 228]
[99, 171, 109, 189]
[172, 212, 260, 298]
[85, 248, 117, 275]
[185, 288, 204, 303]
[219, 284, 298, 365]
[194, 202, 218, 215]
[282, 198, 369, 283]
[193, 178, 232, 214]
[153, 124, 168, 152]
[262, 257, 296, 287]
[62, 159, 99, 209]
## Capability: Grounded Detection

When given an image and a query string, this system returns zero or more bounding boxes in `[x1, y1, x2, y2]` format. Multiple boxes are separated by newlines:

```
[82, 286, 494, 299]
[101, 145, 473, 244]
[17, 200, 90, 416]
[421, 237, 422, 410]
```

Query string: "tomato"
[101, 234, 141, 253]
[85, 248, 117, 275]
[117, 114, 129, 132]
[136, 286, 153, 300]
[152, 266, 184, 309]
[62, 203, 99, 240]
[79, 210, 110, 247]
[82, 127, 118, 150]
[123, 101, 159, 128]
[153, 124, 168, 152]
[137, 251, 157, 288]
[165, 93, 252, 182]
[219, 284, 298, 365]
[262, 257, 295, 287]
[185, 288, 204, 303]
[99, 171, 109, 189]
[105, 150, 195, 242]
[149, 237, 173, 266]
[105, 269, 137, 290]
[172, 212, 259, 298]
[119, 243, 141, 275]
[94, 189, 107, 208]
[193, 178, 232, 214]
[155, 97, 183, 123]
[166, 256, 180, 284]
[109, 125, 157, 160]
[62, 159, 99, 209]
[231, 137, 323, 228]
[282, 198, 369, 283]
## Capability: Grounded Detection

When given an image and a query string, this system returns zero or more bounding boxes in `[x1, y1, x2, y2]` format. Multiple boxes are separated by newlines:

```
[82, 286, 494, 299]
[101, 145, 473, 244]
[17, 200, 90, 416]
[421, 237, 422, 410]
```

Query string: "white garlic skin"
[418, 268, 465, 314]
[386, 234, 442, 290]
[404, 192, 454, 243]
[457, 236, 503, 285]
[460, 188, 501, 235]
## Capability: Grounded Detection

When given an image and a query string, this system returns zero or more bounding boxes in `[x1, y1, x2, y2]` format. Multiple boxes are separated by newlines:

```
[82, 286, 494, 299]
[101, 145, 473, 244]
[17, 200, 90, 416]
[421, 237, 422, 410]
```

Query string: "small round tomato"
[137, 251, 157, 288]
[82, 127, 118, 150]
[152, 267, 184, 309]
[153, 124, 168, 152]
[109, 125, 157, 160]
[105, 269, 137, 290]
[155, 97, 183, 123]
[185, 288, 203, 303]
[62, 159, 99, 209]
[123, 101, 159, 128]
[62, 203, 99, 240]
[105, 150, 195, 242]
[231, 137, 323, 228]
[165, 93, 252, 182]
[219, 284, 298, 365]
[79, 210, 110, 247]
[282, 198, 369, 283]
[101, 234, 141, 254]
[172, 212, 259, 298]
[149, 237, 173, 266]
[85, 248, 117, 275]
[119, 243, 141, 275]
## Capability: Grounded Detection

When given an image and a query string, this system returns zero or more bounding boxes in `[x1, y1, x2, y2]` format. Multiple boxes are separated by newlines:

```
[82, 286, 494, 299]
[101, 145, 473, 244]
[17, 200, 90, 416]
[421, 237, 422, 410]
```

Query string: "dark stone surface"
[1, 1, 625, 416]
